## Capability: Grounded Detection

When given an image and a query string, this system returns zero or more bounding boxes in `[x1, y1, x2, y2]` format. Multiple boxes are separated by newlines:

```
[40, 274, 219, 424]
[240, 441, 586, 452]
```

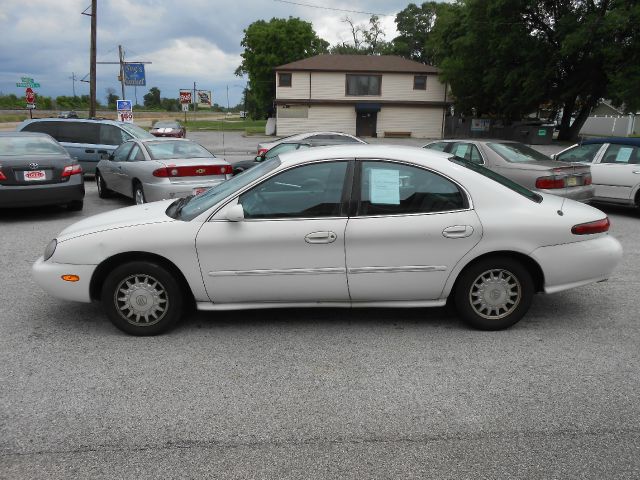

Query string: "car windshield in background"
[121, 123, 155, 139]
[154, 121, 180, 129]
[0, 136, 68, 156]
[145, 141, 213, 160]
[487, 142, 551, 163]
[176, 158, 281, 221]
[450, 157, 542, 203]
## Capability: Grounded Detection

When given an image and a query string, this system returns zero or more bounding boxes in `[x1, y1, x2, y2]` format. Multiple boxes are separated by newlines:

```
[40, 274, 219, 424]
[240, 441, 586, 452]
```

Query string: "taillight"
[571, 217, 610, 235]
[61, 164, 82, 177]
[152, 165, 231, 177]
[535, 176, 565, 189]
[0, 170, 6, 181]
[584, 174, 592, 186]
[257, 148, 268, 155]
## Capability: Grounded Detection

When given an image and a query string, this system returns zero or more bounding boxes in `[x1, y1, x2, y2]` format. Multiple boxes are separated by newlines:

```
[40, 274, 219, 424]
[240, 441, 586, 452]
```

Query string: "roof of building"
[275, 55, 439, 74]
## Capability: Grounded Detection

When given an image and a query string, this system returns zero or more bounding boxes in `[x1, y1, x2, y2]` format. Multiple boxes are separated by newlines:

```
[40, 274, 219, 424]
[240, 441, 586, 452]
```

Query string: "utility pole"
[193, 81, 197, 120]
[70, 72, 77, 97]
[82, 0, 98, 117]
[118, 45, 126, 101]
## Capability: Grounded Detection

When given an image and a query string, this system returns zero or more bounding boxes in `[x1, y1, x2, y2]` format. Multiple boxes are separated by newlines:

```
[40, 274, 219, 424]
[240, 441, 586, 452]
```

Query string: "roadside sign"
[26, 104, 36, 110]
[16, 77, 41, 88]
[116, 100, 133, 111]
[196, 90, 212, 107]
[181, 103, 190, 112]
[118, 112, 134, 123]
[26, 87, 35, 104]
[179, 90, 192, 104]
[123, 63, 146, 86]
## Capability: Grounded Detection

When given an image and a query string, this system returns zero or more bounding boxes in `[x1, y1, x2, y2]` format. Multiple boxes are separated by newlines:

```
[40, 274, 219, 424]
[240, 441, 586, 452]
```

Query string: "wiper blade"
[175, 194, 195, 216]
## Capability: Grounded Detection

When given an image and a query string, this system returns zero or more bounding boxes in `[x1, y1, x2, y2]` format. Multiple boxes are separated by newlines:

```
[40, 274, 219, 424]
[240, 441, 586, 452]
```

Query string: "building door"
[356, 112, 377, 137]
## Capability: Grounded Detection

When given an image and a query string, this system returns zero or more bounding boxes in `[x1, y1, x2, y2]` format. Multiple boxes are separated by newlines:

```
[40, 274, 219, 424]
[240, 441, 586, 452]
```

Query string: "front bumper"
[32, 256, 96, 303]
[531, 235, 623, 294]
[0, 176, 85, 208]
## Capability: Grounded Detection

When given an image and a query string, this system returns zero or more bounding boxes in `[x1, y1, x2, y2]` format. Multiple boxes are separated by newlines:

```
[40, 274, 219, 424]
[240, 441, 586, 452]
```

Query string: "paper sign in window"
[370, 169, 400, 204]
[616, 148, 633, 163]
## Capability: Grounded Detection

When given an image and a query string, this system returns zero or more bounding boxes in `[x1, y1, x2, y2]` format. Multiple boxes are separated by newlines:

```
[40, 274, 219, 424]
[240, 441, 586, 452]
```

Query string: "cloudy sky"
[0, 0, 427, 108]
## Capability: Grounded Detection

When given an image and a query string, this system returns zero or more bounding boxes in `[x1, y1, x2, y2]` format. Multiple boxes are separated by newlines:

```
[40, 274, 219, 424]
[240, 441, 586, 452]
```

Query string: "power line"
[273, 0, 387, 16]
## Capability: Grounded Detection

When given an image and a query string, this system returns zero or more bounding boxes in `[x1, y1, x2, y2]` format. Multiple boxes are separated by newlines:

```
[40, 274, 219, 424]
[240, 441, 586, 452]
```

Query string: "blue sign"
[116, 100, 132, 111]
[123, 63, 146, 86]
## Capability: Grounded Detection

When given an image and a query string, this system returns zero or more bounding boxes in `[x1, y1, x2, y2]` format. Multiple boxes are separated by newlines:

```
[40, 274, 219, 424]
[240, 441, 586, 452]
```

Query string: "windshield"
[121, 123, 155, 139]
[176, 158, 281, 220]
[450, 157, 542, 202]
[265, 143, 309, 159]
[0, 136, 68, 156]
[487, 142, 551, 163]
[154, 121, 180, 128]
[145, 141, 214, 160]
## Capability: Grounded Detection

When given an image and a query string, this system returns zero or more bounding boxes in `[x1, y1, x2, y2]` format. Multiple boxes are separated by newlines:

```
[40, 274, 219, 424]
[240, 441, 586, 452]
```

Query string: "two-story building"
[274, 55, 449, 139]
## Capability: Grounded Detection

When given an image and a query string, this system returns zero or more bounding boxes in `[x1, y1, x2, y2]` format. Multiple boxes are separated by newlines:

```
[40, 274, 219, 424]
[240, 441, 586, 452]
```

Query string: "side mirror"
[255, 154, 265, 162]
[550, 153, 557, 160]
[225, 204, 245, 222]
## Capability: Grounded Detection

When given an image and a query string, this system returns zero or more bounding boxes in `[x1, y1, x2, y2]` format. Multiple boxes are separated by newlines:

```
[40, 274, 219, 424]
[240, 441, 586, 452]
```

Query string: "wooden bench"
[384, 131, 412, 138]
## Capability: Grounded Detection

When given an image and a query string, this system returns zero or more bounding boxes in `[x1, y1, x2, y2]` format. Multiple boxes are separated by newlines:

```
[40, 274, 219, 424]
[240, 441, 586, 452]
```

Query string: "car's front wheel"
[454, 257, 533, 330]
[96, 171, 111, 198]
[101, 261, 184, 335]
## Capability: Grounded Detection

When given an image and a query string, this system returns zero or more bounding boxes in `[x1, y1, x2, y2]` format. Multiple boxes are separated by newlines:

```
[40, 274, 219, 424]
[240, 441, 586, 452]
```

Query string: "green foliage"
[424, 0, 640, 141]
[143, 87, 162, 108]
[236, 17, 329, 119]
[182, 119, 266, 131]
[106, 88, 119, 109]
[329, 15, 393, 55]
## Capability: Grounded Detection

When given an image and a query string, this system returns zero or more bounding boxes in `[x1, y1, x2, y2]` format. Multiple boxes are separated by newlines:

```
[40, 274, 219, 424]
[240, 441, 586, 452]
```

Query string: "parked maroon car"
[150, 121, 186, 138]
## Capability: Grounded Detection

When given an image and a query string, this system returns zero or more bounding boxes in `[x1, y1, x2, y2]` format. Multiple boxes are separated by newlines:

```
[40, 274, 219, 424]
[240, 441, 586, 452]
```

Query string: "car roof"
[0, 131, 50, 138]
[581, 137, 640, 147]
[20, 117, 129, 126]
[277, 144, 451, 166]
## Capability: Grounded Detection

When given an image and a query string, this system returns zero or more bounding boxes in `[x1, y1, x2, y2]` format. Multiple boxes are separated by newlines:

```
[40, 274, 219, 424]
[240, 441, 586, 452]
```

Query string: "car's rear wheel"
[67, 200, 84, 211]
[96, 171, 111, 198]
[133, 182, 146, 204]
[454, 257, 533, 330]
[101, 261, 183, 336]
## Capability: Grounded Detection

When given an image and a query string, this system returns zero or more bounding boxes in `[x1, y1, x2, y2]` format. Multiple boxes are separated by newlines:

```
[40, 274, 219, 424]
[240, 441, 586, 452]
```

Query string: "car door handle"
[85, 149, 95, 153]
[305, 231, 337, 244]
[633, 171, 640, 174]
[442, 225, 474, 238]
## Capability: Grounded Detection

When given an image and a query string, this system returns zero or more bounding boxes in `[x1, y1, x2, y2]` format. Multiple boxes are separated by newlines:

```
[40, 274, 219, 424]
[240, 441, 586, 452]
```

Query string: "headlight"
[44, 239, 57, 261]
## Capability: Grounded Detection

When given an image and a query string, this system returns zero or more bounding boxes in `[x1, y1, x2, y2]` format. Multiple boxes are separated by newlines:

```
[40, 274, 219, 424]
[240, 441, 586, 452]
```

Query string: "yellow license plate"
[567, 177, 577, 187]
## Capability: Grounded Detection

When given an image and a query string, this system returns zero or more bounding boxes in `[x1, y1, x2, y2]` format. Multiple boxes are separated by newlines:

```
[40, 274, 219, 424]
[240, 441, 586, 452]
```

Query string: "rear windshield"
[121, 123, 154, 139]
[154, 121, 180, 128]
[450, 157, 542, 203]
[145, 141, 214, 160]
[0, 136, 68, 156]
[487, 142, 551, 163]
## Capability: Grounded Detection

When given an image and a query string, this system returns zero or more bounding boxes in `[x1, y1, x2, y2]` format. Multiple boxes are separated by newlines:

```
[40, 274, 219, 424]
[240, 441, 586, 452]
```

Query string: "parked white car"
[257, 131, 366, 155]
[554, 137, 640, 209]
[33, 145, 622, 335]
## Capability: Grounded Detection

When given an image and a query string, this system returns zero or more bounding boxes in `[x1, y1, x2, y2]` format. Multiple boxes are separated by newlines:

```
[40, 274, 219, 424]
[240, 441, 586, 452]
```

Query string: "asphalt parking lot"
[1, 134, 639, 478]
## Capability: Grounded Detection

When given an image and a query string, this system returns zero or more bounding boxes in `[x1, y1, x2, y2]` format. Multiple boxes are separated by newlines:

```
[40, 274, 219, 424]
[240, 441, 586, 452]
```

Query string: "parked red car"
[150, 121, 186, 138]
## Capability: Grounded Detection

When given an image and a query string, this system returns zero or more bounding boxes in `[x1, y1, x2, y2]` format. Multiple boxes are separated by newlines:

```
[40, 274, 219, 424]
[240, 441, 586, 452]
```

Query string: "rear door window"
[128, 144, 146, 161]
[601, 144, 640, 164]
[450, 142, 484, 164]
[99, 125, 129, 145]
[112, 142, 134, 162]
[424, 142, 450, 152]
[57, 122, 99, 144]
[556, 143, 603, 163]
[21, 121, 59, 138]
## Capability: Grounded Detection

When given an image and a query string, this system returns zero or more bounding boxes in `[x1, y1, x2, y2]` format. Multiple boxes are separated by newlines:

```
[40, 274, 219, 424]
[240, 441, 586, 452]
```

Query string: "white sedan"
[33, 145, 622, 335]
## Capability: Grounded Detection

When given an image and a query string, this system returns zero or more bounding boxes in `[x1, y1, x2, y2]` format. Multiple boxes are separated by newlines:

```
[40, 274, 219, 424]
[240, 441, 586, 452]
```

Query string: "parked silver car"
[423, 139, 594, 202]
[95, 138, 232, 204]
[553, 137, 640, 209]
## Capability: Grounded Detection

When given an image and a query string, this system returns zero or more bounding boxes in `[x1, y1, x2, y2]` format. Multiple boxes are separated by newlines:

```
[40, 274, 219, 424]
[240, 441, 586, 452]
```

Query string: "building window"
[278, 73, 292, 87]
[414, 75, 427, 90]
[346, 75, 381, 96]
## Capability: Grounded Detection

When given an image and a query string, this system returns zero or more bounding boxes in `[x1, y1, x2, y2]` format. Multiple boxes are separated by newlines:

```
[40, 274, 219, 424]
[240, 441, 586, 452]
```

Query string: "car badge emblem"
[196, 168, 205, 174]
[29, 163, 40, 170]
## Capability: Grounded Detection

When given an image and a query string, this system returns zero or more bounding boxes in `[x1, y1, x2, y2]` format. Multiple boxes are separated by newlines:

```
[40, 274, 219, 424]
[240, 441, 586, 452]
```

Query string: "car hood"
[498, 160, 589, 173]
[57, 199, 176, 242]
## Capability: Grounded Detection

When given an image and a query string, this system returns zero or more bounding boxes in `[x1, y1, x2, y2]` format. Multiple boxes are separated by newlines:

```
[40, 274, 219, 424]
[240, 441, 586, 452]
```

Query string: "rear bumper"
[0, 176, 84, 208]
[538, 185, 594, 203]
[32, 256, 96, 303]
[143, 178, 228, 202]
[530, 235, 623, 294]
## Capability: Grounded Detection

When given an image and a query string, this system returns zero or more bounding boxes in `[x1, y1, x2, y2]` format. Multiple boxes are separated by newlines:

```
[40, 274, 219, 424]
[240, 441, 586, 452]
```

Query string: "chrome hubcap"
[114, 274, 168, 326]
[135, 188, 145, 204]
[469, 269, 521, 320]
[97, 175, 102, 193]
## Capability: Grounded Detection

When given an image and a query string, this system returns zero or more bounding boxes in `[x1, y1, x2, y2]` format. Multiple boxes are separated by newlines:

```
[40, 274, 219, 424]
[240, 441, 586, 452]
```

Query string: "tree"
[143, 87, 162, 108]
[106, 88, 119, 109]
[426, 0, 640, 140]
[236, 17, 329, 118]
[330, 15, 392, 55]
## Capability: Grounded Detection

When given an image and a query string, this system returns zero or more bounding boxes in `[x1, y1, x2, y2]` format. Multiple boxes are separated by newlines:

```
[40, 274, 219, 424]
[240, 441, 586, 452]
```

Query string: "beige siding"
[276, 72, 446, 102]
[275, 72, 311, 100]
[377, 107, 444, 139]
[277, 105, 356, 136]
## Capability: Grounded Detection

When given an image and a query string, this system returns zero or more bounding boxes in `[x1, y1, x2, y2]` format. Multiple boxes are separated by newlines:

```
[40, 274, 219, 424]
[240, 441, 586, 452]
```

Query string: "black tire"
[67, 200, 84, 211]
[101, 261, 184, 336]
[96, 171, 111, 198]
[133, 182, 146, 204]
[454, 257, 534, 330]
